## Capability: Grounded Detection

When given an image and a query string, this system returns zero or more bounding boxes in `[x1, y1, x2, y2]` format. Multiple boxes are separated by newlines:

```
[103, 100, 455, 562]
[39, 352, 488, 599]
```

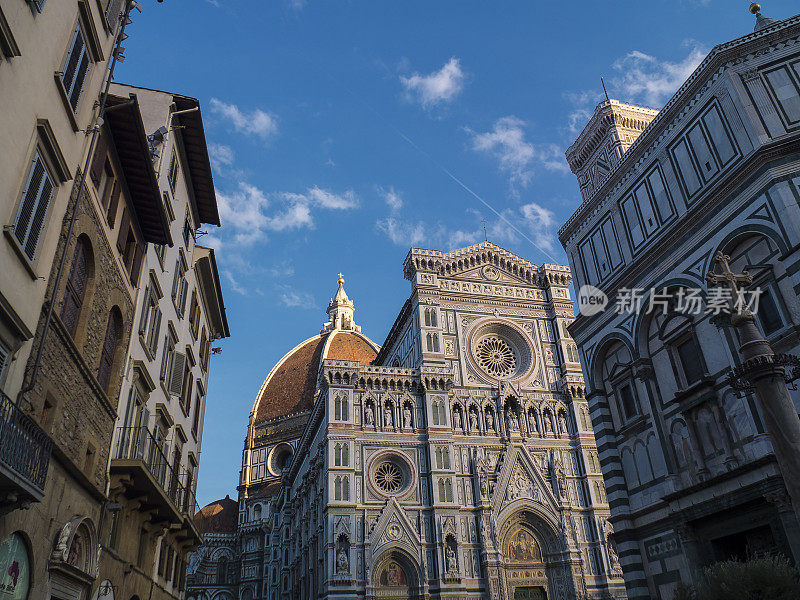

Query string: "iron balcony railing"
[0, 389, 53, 494]
[114, 425, 198, 515]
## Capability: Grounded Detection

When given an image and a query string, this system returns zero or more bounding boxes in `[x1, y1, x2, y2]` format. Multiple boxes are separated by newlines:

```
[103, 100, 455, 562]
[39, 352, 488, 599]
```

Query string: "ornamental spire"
[750, 2, 776, 32]
[322, 273, 361, 333]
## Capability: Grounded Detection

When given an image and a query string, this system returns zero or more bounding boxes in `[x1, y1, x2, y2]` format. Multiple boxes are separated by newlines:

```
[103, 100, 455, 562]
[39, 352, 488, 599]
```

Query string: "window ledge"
[53, 74, 80, 132]
[673, 376, 716, 410]
[3, 228, 39, 280]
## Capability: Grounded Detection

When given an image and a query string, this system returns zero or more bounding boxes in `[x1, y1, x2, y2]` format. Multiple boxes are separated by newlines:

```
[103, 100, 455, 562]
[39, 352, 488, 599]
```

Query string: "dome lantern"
[323, 273, 361, 333]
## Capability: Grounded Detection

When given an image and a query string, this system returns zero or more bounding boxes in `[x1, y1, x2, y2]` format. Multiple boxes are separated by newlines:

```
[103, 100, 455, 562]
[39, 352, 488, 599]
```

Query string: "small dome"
[194, 495, 238, 534]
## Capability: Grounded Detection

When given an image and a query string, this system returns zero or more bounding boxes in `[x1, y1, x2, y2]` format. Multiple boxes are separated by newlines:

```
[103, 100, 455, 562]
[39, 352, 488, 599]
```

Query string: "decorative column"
[707, 251, 800, 528]
[765, 491, 800, 563]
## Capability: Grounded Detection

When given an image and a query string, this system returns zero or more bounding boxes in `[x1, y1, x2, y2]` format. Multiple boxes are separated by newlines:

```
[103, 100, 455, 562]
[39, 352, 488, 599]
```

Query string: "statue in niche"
[336, 546, 349, 573]
[544, 412, 553, 435]
[507, 411, 520, 432]
[528, 411, 538, 435]
[403, 404, 412, 429]
[486, 410, 495, 432]
[469, 409, 478, 431]
[365, 404, 374, 426]
[446, 545, 458, 573]
[453, 408, 462, 430]
[559, 412, 569, 435]
[384, 404, 393, 427]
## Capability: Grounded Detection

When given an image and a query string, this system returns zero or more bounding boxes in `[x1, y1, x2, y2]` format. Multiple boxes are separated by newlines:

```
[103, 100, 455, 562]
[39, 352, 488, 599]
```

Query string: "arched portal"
[371, 548, 422, 600]
[498, 507, 570, 600]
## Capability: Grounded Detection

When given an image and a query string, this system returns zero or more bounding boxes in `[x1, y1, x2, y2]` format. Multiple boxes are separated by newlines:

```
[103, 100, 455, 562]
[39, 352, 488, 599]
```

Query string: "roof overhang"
[194, 246, 230, 339]
[173, 95, 220, 226]
[104, 93, 172, 245]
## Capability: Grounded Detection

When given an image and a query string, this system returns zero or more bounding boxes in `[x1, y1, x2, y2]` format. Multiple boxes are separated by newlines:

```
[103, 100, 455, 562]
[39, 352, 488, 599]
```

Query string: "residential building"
[1, 85, 171, 600]
[188, 245, 626, 600]
[99, 83, 229, 600]
[559, 8, 800, 600]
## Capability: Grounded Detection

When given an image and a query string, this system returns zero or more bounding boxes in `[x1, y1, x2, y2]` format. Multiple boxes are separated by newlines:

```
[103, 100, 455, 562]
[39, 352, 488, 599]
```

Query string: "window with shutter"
[168, 152, 179, 193]
[169, 351, 186, 396]
[148, 309, 162, 357]
[98, 310, 120, 392]
[61, 25, 90, 112]
[0, 342, 8, 386]
[61, 238, 90, 337]
[31, 0, 48, 13]
[138, 286, 152, 335]
[14, 152, 54, 261]
[104, 0, 125, 30]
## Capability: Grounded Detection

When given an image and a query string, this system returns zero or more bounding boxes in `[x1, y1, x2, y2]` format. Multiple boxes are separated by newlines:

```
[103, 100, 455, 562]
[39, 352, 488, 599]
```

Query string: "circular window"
[374, 461, 403, 493]
[269, 443, 294, 476]
[475, 335, 516, 377]
[369, 453, 412, 496]
[469, 321, 534, 381]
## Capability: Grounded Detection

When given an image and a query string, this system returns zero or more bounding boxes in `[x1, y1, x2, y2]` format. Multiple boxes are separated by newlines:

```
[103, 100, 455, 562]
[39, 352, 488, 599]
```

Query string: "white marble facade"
[559, 11, 800, 600]
[189, 242, 626, 600]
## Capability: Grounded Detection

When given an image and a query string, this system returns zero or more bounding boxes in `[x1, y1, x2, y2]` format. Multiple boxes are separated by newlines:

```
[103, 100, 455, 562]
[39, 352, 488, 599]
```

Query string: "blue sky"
[117, 0, 796, 506]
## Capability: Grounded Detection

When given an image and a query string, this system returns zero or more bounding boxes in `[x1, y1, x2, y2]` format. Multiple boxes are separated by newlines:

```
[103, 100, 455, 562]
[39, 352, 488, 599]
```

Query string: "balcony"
[110, 426, 201, 544]
[0, 389, 53, 513]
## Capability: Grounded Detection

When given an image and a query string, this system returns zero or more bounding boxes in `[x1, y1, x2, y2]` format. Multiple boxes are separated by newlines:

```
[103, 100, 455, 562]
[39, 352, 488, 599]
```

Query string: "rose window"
[374, 461, 404, 493]
[475, 335, 517, 378]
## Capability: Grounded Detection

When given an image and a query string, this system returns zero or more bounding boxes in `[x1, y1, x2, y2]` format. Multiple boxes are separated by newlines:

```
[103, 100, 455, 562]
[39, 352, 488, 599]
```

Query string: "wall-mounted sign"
[0, 533, 30, 600]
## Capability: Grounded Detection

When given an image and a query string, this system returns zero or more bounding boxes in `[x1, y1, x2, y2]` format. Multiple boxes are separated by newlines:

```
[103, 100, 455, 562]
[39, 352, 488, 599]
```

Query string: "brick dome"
[251, 329, 378, 424]
[194, 495, 238, 534]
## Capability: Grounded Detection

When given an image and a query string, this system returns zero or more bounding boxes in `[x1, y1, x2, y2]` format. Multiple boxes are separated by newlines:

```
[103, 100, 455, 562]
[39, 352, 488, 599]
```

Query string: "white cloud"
[469, 116, 567, 189]
[224, 271, 248, 295]
[519, 202, 557, 253]
[306, 186, 358, 210]
[279, 286, 316, 310]
[209, 143, 234, 171]
[376, 216, 427, 246]
[215, 182, 358, 245]
[611, 42, 707, 108]
[378, 186, 403, 212]
[400, 58, 465, 109]
[209, 98, 278, 141]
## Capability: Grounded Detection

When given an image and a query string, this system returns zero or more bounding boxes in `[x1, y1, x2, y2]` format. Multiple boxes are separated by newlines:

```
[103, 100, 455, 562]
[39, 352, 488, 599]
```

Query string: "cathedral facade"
[188, 242, 626, 600]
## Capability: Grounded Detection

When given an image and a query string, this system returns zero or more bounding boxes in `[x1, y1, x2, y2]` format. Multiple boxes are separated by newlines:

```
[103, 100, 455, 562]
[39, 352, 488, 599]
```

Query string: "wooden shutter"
[61, 240, 89, 336]
[62, 27, 84, 97]
[179, 280, 188, 316]
[23, 172, 53, 260]
[98, 312, 118, 391]
[130, 242, 144, 285]
[149, 310, 162, 356]
[138, 286, 151, 335]
[68, 46, 89, 111]
[169, 351, 186, 397]
[116, 208, 129, 252]
[107, 182, 121, 226]
[90, 135, 108, 185]
[105, 0, 125, 30]
[0, 343, 8, 380]
[14, 158, 46, 247]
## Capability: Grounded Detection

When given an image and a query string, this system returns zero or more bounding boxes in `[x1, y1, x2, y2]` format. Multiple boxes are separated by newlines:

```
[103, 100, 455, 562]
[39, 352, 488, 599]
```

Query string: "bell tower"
[565, 99, 659, 202]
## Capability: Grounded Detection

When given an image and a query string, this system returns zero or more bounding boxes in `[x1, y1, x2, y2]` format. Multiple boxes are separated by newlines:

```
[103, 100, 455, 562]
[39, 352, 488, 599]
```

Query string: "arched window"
[342, 443, 349, 466]
[334, 395, 348, 421]
[424, 308, 431, 327]
[98, 308, 121, 392]
[438, 478, 446, 501]
[432, 334, 440, 353]
[442, 448, 450, 469]
[430, 309, 438, 327]
[334, 444, 341, 466]
[61, 237, 91, 336]
[334, 476, 342, 500]
[217, 555, 228, 584]
[342, 476, 349, 500]
[426, 333, 433, 352]
[432, 401, 441, 426]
